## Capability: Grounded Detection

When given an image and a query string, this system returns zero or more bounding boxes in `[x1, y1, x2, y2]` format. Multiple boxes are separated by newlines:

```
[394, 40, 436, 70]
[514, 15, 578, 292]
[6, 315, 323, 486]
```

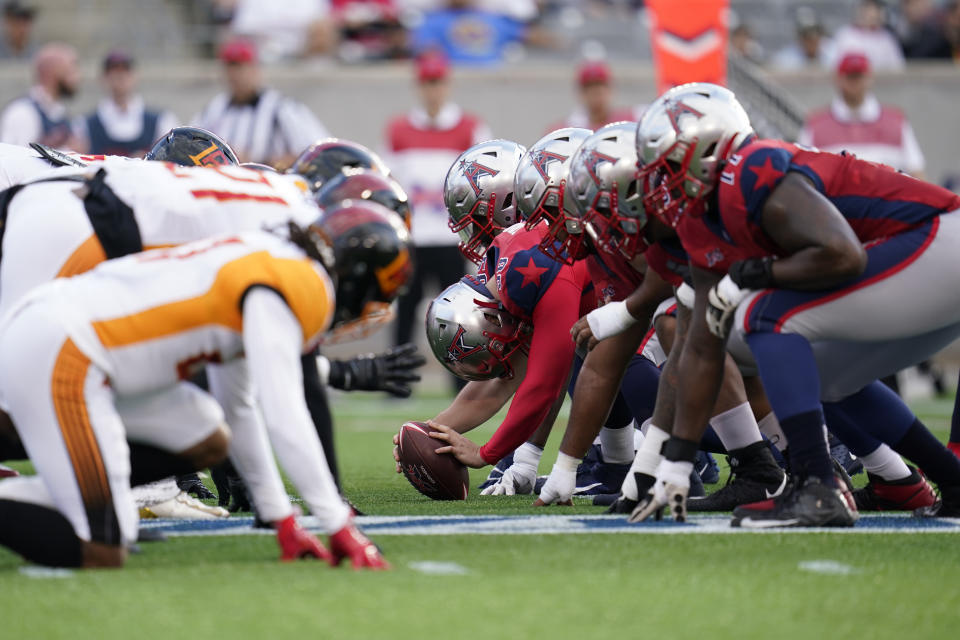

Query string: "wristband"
[555, 451, 580, 473]
[729, 257, 775, 289]
[514, 442, 544, 469]
[316, 355, 331, 386]
[663, 436, 700, 463]
[585, 300, 636, 342]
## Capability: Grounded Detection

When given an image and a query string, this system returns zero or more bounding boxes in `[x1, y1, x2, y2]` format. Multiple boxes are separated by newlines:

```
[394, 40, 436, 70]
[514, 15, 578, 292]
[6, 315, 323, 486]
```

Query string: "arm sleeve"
[478, 277, 580, 464]
[242, 287, 350, 533]
[206, 359, 294, 523]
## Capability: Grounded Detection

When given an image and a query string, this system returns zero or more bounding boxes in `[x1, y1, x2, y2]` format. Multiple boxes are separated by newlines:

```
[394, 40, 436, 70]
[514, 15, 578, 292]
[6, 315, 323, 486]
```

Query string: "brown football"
[397, 421, 469, 501]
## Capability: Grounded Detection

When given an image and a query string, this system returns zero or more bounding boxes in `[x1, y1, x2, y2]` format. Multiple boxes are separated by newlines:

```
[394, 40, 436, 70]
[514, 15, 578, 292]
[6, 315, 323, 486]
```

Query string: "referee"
[193, 38, 328, 169]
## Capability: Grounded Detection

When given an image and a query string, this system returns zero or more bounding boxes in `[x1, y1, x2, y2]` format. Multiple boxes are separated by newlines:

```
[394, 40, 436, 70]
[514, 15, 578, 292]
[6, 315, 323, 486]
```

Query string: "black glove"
[328, 343, 426, 398]
[728, 256, 775, 290]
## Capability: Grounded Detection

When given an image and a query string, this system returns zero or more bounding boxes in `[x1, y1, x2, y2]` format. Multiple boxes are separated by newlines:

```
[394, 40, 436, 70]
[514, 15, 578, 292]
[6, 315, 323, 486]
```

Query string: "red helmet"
[290, 138, 390, 193]
[314, 169, 412, 230]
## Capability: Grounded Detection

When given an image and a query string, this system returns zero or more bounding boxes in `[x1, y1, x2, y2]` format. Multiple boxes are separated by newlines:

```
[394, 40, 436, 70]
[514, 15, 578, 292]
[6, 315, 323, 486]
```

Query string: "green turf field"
[2, 391, 959, 639]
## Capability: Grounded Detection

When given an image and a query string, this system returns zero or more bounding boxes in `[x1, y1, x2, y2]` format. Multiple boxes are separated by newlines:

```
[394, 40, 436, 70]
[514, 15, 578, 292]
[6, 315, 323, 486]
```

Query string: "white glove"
[480, 443, 542, 496]
[705, 275, 752, 339]
[585, 300, 637, 342]
[537, 452, 579, 505]
[628, 459, 692, 523]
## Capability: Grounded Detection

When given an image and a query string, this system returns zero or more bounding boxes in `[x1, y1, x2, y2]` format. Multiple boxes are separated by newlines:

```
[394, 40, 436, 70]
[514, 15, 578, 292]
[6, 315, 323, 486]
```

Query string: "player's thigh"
[737, 216, 960, 342]
[117, 382, 226, 453]
[0, 304, 135, 545]
[0, 185, 97, 316]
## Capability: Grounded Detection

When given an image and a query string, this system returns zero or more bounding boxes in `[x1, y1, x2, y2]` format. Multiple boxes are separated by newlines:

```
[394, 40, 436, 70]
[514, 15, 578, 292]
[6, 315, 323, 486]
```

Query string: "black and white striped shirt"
[192, 88, 328, 165]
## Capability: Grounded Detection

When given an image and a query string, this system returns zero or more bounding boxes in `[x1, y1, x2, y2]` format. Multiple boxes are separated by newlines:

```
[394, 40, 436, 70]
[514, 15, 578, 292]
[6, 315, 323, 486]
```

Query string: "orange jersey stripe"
[51, 339, 112, 513]
[56, 235, 108, 278]
[92, 251, 334, 349]
[190, 189, 288, 205]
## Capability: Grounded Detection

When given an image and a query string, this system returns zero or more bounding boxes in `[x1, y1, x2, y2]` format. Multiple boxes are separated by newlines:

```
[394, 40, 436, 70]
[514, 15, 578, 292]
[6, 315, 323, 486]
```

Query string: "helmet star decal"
[582, 149, 618, 186]
[665, 98, 705, 134]
[445, 325, 484, 363]
[531, 150, 569, 183]
[459, 159, 500, 197]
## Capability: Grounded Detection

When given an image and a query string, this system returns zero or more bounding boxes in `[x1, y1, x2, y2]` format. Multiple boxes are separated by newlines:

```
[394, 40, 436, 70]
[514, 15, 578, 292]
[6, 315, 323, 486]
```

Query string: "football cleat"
[276, 515, 333, 562]
[176, 473, 216, 501]
[852, 467, 937, 511]
[731, 475, 858, 529]
[139, 491, 230, 520]
[329, 523, 390, 570]
[828, 433, 864, 476]
[572, 457, 632, 496]
[913, 484, 960, 518]
[628, 482, 689, 523]
[688, 442, 788, 512]
[696, 450, 720, 484]
[0, 463, 19, 478]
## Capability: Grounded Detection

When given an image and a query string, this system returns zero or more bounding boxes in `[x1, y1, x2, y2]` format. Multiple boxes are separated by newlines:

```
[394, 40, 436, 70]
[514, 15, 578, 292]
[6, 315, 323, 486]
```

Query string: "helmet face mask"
[444, 140, 526, 265]
[425, 280, 529, 381]
[635, 82, 753, 229]
[309, 200, 414, 345]
[566, 122, 648, 262]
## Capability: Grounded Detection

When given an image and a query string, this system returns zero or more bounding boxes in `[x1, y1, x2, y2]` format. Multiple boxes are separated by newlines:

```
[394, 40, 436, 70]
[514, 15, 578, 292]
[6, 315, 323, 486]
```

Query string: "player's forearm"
[433, 373, 524, 433]
[769, 246, 865, 290]
[557, 322, 646, 458]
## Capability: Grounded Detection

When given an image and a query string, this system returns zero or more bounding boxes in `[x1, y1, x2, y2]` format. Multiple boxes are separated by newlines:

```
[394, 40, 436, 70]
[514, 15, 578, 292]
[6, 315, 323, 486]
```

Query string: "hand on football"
[392, 432, 401, 473]
[570, 316, 599, 351]
[427, 421, 487, 468]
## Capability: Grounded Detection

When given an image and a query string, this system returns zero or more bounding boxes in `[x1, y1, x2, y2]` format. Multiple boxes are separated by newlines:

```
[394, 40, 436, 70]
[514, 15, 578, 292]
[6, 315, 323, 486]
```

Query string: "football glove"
[585, 300, 637, 342]
[705, 275, 751, 339]
[276, 515, 333, 563]
[536, 453, 579, 505]
[480, 443, 541, 496]
[628, 460, 691, 523]
[328, 343, 426, 398]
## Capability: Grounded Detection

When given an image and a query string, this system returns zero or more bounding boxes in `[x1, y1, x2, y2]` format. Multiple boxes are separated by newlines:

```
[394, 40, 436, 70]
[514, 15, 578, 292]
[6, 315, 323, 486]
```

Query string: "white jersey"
[91, 161, 319, 248]
[24, 231, 333, 396]
[0, 141, 137, 190]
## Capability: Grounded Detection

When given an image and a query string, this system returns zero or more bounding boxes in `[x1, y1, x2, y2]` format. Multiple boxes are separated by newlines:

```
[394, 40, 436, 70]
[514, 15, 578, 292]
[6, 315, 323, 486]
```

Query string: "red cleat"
[948, 441, 960, 460]
[852, 467, 937, 511]
[0, 464, 19, 478]
[275, 515, 334, 563]
[329, 523, 390, 570]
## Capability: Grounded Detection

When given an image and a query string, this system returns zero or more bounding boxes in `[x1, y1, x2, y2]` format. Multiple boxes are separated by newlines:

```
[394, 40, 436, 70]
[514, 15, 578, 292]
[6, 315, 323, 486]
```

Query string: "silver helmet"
[513, 127, 592, 263]
[444, 139, 527, 265]
[425, 279, 528, 381]
[635, 82, 753, 228]
[567, 121, 647, 260]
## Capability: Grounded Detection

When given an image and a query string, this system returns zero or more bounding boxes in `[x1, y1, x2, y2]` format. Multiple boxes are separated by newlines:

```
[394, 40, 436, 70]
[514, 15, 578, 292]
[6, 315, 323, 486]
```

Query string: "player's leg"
[950, 370, 960, 458]
[0, 307, 136, 567]
[301, 351, 339, 487]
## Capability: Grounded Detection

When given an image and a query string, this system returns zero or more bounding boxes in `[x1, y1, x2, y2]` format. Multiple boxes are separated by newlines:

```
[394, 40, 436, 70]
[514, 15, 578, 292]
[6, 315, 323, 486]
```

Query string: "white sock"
[621, 424, 669, 500]
[758, 412, 788, 451]
[710, 402, 763, 451]
[859, 444, 912, 481]
[600, 426, 635, 464]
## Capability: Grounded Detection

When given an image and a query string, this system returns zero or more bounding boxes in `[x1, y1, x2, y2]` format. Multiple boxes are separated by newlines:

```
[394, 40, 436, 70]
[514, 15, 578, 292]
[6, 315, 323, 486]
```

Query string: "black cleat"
[731, 475, 858, 529]
[137, 527, 168, 543]
[177, 473, 216, 501]
[226, 474, 252, 513]
[689, 442, 787, 512]
[913, 485, 960, 518]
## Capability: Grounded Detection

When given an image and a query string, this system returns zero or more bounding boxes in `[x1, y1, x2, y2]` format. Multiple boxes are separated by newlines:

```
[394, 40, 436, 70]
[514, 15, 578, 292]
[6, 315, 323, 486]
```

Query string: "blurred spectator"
[797, 52, 925, 178]
[383, 52, 489, 374]
[0, 43, 81, 148]
[728, 12, 764, 65]
[0, 1, 36, 61]
[772, 6, 836, 70]
[548, 60, 643, 132]
[230, 0, 336, 62]
[333, 0, 408, 61]
[831, 0, 905, 71]
[74, 51, 178, 157]
[410, 0, 529, 65]
[898, 0, 960, 59]
[193, 39, 329, 167]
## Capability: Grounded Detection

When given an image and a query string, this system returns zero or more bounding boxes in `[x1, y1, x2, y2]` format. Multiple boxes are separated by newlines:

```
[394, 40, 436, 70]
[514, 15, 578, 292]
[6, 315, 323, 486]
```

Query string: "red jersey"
[467, 223, 589, 464]
[680, 138, 960, 273]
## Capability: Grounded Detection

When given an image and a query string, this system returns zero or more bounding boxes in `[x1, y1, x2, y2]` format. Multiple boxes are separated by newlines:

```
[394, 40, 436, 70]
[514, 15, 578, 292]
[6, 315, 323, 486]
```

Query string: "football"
[397, 421, 469, 501]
